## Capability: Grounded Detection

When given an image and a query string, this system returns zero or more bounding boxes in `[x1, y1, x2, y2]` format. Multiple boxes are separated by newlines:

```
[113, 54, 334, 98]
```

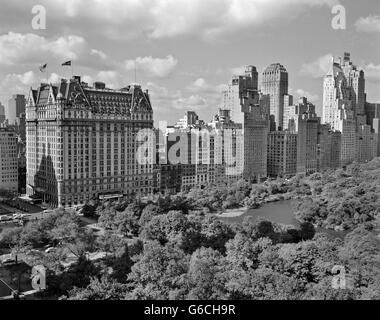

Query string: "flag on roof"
[39, 63, 47, 72]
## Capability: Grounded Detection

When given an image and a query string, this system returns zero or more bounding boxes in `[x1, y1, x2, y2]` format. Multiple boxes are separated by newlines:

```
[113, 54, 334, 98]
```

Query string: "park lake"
[219, 200, 348, 239]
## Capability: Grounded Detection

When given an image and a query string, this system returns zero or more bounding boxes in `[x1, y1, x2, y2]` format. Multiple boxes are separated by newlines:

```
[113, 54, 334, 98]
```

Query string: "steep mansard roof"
[28, 77, 153, 114]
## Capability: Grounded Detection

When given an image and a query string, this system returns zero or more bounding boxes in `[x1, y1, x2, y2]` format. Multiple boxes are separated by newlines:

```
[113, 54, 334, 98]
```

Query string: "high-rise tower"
[221, 65, 269, 181]
[261, 63, 289, 131]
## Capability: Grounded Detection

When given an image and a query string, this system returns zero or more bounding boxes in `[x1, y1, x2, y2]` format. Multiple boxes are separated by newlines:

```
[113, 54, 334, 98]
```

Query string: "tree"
[81, 204, 97, 219]
[58, 255, 100, 294]
[68, 276, 128, 300]
[299, 222, 316, 241]
[0, 227, 24, 249]
[186, 247, 227, 300]
[200, 215, 235, 253]
[138, 204, 161, 227]
[128, 241, 189, 299]
[226, 234, 272, 271]
[226, 267, 304, 300]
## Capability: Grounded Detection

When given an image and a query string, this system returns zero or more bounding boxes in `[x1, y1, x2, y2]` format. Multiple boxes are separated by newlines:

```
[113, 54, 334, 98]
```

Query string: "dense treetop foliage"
[0, 159, 379, 299]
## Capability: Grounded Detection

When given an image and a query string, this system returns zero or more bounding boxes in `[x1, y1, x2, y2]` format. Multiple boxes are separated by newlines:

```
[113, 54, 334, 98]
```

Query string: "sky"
[0, 0, 379, 125]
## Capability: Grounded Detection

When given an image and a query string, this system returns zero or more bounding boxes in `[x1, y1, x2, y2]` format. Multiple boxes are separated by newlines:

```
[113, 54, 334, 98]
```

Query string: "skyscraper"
[0, 127, 18, 192]
[26, 76, 154, 207]
[6, 94, 26, 125]
[221, 65, 258, 124]
[0, 102, 5, 123]
[340, 52, 366, 120]
[297, 110, 320, 174]
[240, 91, 270, 180]
[283, 97, 316, 132]
[322, 57, 357, 166]
[221, 66, 269, 181]
[261, 63, 289, 131]
[267, 131, 297, 177]
[318, 124, 341, 171]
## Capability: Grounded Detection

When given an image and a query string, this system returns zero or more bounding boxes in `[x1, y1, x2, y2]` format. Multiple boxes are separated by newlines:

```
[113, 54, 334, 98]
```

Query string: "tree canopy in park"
[1, 159, 379, 300]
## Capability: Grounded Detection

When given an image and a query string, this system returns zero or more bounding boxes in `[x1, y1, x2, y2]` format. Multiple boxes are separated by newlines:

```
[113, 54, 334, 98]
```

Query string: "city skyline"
[0, 0, 379, 303]
[0, 0, 379, 125]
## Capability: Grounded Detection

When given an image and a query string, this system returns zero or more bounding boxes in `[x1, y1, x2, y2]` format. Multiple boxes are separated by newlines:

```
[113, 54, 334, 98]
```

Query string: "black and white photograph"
[0, 0, 379, 309]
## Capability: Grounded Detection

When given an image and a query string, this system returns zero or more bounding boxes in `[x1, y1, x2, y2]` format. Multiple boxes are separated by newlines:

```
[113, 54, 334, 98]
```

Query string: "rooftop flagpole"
[61, 60, 73, 79]
[134, 59, 137, 84]
[39, 63, 48, 83]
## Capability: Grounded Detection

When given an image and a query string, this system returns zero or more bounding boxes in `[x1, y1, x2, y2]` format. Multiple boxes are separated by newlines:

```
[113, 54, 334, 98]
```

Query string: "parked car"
[0, 215, 12, 221]
[45, 247, 55, 253]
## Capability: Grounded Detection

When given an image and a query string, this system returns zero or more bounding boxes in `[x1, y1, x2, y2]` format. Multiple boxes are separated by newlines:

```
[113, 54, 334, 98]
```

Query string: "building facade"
[222, 66, 269, 181]
[0, 127, 18, 192]
[0, 102, 5, 124]
[6, 94, 26, 125]
[283, 97, 315, 132]
[267, 131, 297, 177]
[317, 124, 341, 171]
[261, 63, 289, 131]
[26, 77, 154, 207]
[340, 52, 366, 119]
[297, 111, 320, 174]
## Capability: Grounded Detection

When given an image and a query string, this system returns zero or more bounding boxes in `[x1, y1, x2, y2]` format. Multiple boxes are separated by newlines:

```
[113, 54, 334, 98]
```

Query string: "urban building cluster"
[0, 52, 378, 208]
[158, 53, 380, 194]
[0, 95, 27, 194]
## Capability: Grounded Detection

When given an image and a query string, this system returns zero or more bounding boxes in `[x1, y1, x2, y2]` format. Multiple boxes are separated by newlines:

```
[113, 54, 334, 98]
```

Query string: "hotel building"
[26, 76, 154, 207]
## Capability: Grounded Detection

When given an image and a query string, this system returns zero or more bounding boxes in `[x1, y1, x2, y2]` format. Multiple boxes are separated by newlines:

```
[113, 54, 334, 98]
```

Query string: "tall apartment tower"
[373, 118, 380, 157]
[0, 102, 5, 123]
[221, 65, 269, 181]
[0, 127, 18, 192]
[340, 52, 366, 120]
[322, 59, 357, 166]
[240, 91, 270, 180]
[221, 65, 258, 124]
[364, 102, 380, 127]
[267, 131, 297, 177]
[26, 76, 154, 207]
[318, 124, 341, 171]
[364, 102, 380, 158]
[297, 110, 320, 174]
[356, 124, 374, 163]
[261, 63, 289, 131]
[283, 97, 316, 132]
[7, 94, 26, 125]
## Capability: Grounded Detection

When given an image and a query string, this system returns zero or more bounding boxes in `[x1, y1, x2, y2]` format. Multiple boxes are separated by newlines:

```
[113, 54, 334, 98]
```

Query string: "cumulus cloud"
[96, 71, 125, 89]
[186, 78, 226, 94]
[0, 32, 87, 66]
[90, 49, 107, 61]
[125, 55, 178, 78]
[0, 71, 59, 100]
[0, 0, 338, 41]
[0, 32, 116, 71]
[146, 82, 181, 101]
[295, 89, 319, 103]
[173, 94, 207, 111]
[364, 63, 380, 82]
[145, 81, 211, 121]
[230, 65, 248, 76]
[300, 54, 333, 78]
[355, 15, 380, 33]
